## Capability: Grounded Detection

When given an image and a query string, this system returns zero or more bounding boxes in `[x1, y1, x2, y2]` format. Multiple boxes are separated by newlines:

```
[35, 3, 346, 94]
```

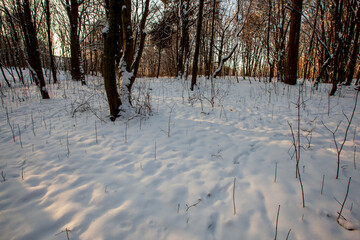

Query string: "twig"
[288, 121, 306, 208]
[286, 229, 292, 240]
[337, 177, 351, 223]
[5, 107, 15, 142]
[66, 132, 70, 157]
[31, 114, 36, 136]
[321, 174, 325, 195]
[274, 205, 280, 240]
[326, 91, 358, 179]
[154, 141, 157, 160]
[1, 171, 6, 182]
[274, 162, 277, 183]
[124, 120, 128, 143]
[168, 104, 175, 137]
[66, 228, 71, 240]
[186, 198, 202, 211]
[95, 121, 98, 144]
[354, 146, 356, 170]
[233, 177, 236, 215]
[18, 124, 22, 148]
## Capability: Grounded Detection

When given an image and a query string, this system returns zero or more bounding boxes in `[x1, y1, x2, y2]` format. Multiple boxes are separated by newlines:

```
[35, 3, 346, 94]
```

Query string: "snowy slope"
[0, 73, 359, 240]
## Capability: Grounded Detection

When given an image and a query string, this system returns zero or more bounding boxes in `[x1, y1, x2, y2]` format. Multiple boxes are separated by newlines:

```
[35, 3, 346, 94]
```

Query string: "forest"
[0, 0, 359, 117]
[0, 0, 360, 239]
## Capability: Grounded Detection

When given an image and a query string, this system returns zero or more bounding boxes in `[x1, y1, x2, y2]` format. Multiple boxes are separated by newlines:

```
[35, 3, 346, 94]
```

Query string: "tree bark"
[103, 0, 121, 121]
[329, 0, 344, 96]
[177, 0, 189, 79]
[207, 0, 216, 79]
[266, 0, 273, 82]
[45, 0, 58, 84]
[156, 46, 162, 78]
[18, 0, 50, 99]
[119, 0, 150, 107]
[284, 0, 303, 85]
[345, 4, 360, 86]
[190, 0, 204, 91]
[65, 0, 86, 85]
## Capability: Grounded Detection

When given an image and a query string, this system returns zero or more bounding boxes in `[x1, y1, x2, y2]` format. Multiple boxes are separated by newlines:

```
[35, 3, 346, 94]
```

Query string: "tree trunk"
[156, 46, 162, 78]
[329, 0, 344, 96]
[284, 0, 303, 85]
[207, 0, 216, 79]
[66, 0, 85, 85]
[18, 0, 49, 99]
[266, 0, 273, 82]
[0, 62, 11, 87]
[345, 5, 360, 86]
[177, 0, 189, 79]
[190, 0, 204, 91]
[119, 0, 150, 108]
[45, 0, 58, 84]
[103, 0, 121, 121]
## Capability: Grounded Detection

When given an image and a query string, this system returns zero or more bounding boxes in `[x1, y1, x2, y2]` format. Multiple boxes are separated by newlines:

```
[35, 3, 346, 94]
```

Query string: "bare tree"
[213, 0, 251, 78]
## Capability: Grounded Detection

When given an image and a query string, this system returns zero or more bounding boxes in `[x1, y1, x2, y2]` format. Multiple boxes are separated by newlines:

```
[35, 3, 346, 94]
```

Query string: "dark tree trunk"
[191, 0, 204, 91]
[329, 0, 344, 96]
[303, 0, 320, 82]
[284, 0, 303, 85]
[103, 0, 149, 116]
[156, 46, 161, 78]
[130, 0, 149, 80]
[45, 0, 58, 84]
[266, 0, 273, 82]
[0, 62, 11, 87]
[103, 0, 121, 121]
[65, 0, 85, 85]
[120, 0, 150, 104]
[119, 0, 136, 106]
[18, 0, 50, 99]
[207, 0, 216, 79]
[345, 5, 360, 86]
[177, 0, 189, 79]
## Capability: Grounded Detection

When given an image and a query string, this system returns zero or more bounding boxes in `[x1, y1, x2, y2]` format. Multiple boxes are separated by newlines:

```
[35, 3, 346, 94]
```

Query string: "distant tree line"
[0, 0, 359, 117]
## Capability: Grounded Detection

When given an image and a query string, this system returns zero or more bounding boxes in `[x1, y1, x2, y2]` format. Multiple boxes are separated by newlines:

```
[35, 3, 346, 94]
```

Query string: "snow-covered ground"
[0, 71, 359, 240]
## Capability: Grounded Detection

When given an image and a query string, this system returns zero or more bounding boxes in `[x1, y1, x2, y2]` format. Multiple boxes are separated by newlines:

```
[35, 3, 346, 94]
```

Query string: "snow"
[102, 23, 109, 34]
[0, 72, 360, 240]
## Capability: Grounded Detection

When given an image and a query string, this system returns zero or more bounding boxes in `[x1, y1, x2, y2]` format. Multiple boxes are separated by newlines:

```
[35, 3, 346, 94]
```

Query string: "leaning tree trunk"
[18, 0, 49, 99]
[284, 0, 303, 85]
